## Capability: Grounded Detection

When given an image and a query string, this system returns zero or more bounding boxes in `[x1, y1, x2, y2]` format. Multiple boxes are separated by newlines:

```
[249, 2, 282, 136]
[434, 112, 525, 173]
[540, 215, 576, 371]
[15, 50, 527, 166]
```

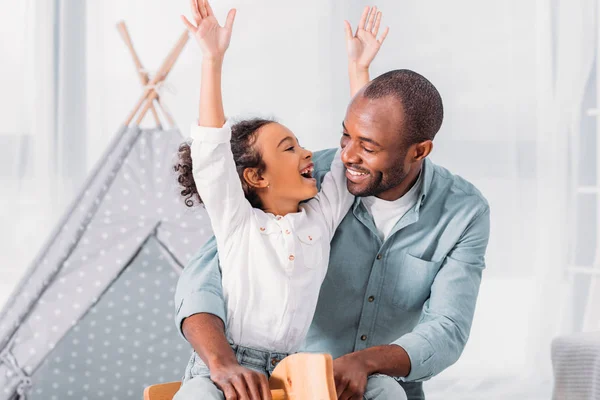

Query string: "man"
[175, 69, 490, 400]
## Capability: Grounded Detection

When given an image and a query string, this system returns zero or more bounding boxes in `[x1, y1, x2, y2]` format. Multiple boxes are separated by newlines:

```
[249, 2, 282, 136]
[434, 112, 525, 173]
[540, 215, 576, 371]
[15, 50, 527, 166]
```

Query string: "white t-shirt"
[189, 121, 354, 353]
[361, 171, 423, 242]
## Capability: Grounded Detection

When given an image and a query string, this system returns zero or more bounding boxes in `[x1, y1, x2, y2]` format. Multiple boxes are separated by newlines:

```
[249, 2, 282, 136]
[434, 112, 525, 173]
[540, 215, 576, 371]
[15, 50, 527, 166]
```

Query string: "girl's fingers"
[378, 26, 389, 45]
[181, 15, 197, 33]
[191, 0, 201, 23]
[366, 6, 377, 32]
[356, 6, 369, 35]
[199, 0, 208, 19]
[225, 8, 236, 31]
[205, 0, 215, 16]
[372, 11, 382, 35]
[344, 20, 353, 40]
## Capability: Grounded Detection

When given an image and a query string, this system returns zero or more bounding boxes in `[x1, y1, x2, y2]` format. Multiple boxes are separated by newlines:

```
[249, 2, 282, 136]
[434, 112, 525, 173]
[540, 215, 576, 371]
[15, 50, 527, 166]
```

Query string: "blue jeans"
[182, 343, 291, 381]
[175, 344, 407, 400]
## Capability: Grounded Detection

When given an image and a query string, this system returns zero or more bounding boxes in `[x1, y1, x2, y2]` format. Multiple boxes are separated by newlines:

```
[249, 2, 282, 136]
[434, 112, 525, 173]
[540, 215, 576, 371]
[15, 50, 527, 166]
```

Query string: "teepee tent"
[0, 25, 211, 400]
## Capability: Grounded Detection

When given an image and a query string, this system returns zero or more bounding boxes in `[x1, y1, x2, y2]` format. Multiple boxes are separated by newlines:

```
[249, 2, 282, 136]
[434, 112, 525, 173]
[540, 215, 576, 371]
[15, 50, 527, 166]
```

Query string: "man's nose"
[341, 141, 360, 165]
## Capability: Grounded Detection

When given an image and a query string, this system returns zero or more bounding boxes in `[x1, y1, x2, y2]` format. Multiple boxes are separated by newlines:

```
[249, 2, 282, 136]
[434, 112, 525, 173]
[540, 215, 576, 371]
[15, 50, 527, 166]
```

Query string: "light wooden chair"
[143, 353, 336, 400]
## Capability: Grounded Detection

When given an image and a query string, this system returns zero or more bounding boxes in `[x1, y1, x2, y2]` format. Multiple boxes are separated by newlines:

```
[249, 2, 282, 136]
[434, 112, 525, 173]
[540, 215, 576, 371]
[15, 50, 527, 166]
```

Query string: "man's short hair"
[364, 69, 444, 144]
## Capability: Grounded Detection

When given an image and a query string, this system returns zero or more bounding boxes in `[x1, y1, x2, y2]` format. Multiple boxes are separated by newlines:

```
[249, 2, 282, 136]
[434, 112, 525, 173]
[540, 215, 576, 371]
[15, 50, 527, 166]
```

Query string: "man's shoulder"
[312, 149, 337, 191]
[313, 148, 337, 172]
[429, 159, 489, 213]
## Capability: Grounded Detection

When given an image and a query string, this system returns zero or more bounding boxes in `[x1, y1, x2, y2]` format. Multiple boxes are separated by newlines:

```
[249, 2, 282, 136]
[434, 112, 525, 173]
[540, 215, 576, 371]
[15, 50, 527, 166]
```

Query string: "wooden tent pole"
[124, 30, 189, 127]
[135, 31, 189, 125]
[116, 21, 161, 126]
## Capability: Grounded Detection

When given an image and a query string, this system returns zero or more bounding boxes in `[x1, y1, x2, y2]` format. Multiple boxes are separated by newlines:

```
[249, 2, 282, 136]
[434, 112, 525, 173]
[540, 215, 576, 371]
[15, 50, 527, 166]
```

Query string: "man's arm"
[366, 205, 490, 380]
[182, 313, 236, 369]
[333, 204, 490, 397]
[393, 205, 490, 381]
[175, 236, 226, 334]
[175, 236, 233, 364]
[311, 148, 337, 189]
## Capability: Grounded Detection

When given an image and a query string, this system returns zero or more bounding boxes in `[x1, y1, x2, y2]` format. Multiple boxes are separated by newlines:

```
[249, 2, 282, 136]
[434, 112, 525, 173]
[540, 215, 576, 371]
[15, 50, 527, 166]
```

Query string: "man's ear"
[413, 140, 433, 161]
[243, 167, 269, 189]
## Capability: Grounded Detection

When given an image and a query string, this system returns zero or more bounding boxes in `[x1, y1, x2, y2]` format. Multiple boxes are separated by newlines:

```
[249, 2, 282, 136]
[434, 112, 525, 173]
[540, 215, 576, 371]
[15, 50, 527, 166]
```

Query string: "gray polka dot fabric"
[0, 126, 210, 399]
[30, 238, 191, 400]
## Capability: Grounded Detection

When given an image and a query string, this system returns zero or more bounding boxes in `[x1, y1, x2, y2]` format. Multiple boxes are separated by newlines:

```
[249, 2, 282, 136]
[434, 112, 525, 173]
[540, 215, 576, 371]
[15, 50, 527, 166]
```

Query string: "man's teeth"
[300, 166, 314, 175]
[347, 169, 367, 176]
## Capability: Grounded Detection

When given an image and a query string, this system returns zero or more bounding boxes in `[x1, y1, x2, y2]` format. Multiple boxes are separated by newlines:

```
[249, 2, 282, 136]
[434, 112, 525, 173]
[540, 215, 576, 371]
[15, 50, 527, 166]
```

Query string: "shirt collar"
[416, 157, 433, 212]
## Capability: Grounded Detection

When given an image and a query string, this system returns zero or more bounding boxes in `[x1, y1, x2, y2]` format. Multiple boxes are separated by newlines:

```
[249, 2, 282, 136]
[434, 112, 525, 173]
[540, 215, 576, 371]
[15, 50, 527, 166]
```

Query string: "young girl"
[174, 0, 388, 397]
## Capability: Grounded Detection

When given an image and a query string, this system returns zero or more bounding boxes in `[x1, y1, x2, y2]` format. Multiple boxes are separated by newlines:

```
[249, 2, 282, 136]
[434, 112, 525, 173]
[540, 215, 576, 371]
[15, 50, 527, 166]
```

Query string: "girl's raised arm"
[344, 6, 389, 97]
[182, 2, 252, 243]
[182, 0, 236, 127]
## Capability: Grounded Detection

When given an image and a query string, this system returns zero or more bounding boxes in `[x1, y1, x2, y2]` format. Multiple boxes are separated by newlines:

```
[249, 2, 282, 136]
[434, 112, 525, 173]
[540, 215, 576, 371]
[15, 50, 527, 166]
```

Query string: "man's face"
[340, 94, 412, 199]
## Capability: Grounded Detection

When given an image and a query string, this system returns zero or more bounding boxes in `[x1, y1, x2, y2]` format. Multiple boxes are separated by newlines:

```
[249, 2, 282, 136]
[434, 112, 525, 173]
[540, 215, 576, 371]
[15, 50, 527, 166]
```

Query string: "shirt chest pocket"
[297, 229, 323, 269]
[391, 253, 442, 310]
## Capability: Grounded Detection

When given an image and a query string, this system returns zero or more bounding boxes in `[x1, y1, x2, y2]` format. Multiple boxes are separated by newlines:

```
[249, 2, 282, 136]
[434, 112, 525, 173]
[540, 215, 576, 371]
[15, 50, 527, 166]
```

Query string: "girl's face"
[252, 122, 317, 207]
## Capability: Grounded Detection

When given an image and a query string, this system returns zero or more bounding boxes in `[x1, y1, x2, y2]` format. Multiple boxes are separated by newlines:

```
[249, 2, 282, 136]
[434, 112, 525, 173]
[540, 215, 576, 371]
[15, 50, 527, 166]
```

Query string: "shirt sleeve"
[305, 149, 354, 240]
[189, 120, 252, 243]
[392, 205, 491, 381]
[174, 236, 226, 340]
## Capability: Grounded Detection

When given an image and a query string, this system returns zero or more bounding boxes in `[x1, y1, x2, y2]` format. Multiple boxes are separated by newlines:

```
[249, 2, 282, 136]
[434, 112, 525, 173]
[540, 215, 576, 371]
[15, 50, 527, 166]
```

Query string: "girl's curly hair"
[174, 118, 275, 209]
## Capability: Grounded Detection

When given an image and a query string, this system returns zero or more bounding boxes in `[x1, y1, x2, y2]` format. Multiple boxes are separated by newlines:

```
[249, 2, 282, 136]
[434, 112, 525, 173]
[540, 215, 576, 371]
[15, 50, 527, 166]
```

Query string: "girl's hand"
[181, 0, 236, 61]
[344, 6, 389, 70]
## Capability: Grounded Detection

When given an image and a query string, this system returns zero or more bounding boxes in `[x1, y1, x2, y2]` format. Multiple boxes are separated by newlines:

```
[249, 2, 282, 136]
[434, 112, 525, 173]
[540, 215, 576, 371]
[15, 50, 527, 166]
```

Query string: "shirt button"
[289, 254, 295, 261]
[376, 254, 382, 260]
[361, 335, 367, 341]
[271, 358, 278, 366]
[285, 229, 290, 234]
[260, 227, 265, 232]
[368, 296, 375, 302]
[276, 216, 282, 220]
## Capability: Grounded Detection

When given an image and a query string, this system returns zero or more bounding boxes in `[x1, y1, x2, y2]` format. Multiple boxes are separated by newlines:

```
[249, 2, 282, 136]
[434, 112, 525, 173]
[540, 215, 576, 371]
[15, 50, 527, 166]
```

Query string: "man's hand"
[210, 361, 272, 400]
[182, 313, 272, 399]
[344, 6, 389, 70]
[181, 0, 236, 61]
[332, 352, 371, 400]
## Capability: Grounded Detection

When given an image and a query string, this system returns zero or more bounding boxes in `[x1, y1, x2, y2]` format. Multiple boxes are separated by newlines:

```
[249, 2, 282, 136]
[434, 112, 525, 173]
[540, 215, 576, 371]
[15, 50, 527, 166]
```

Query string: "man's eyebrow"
[341, 121, 382, 147]
[277, 136, 294, 148]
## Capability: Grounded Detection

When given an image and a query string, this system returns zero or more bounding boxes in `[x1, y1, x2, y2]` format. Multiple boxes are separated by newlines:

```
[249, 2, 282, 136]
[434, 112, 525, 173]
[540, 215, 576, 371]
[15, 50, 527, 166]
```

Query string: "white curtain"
[2, 0, 597, 398]
[0, 0, 87, 307]
[529, 0, 596, 374]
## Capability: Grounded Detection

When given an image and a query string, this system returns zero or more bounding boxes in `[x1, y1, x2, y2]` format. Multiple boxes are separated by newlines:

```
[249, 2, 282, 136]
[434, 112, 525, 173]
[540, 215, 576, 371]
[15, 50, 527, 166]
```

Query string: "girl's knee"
[364, 374, 407, 400]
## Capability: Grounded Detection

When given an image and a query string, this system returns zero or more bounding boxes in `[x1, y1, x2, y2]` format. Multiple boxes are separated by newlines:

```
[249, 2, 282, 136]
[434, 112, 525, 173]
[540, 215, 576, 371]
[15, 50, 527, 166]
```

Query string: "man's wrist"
[351, 345, 411, 377]
[350, 348, 380, 375]
[206, 353, 238, 370]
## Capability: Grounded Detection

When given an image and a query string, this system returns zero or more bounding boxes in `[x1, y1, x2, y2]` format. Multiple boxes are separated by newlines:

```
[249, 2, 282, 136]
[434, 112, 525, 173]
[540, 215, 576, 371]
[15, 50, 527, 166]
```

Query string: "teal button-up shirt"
[175, 149, 490, 398]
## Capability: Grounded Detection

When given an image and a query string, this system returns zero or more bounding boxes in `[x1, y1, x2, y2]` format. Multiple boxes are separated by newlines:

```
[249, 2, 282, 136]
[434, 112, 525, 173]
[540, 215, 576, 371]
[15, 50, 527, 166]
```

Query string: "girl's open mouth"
[300, 164, 314, 179]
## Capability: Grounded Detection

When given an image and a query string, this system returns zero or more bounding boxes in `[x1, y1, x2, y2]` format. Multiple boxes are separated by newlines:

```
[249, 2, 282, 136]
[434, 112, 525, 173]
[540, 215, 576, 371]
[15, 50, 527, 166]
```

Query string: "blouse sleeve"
[304, 149, 354, 240]
[189, 120, 252, 241]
